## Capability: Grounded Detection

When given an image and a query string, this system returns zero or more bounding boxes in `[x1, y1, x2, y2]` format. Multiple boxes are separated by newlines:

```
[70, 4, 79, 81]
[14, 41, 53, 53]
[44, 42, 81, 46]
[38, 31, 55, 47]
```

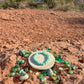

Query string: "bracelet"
[33, 51, 50, 65]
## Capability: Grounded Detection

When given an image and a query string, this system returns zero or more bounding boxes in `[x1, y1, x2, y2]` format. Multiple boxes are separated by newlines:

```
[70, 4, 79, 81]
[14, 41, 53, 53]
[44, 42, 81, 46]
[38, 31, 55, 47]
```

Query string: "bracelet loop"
[33, 51, 50, 65]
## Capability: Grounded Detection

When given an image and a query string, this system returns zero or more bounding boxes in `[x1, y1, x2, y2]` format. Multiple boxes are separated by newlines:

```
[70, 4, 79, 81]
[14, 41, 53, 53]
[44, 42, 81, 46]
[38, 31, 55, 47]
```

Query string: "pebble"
[59, 67, 63, 71]
[14, 65, 20, 68]
[39, 74, 43, 79]
[12, 68, 17, 72]
[29, 70, 33, 74]
[16, 72, 19, 75]
[54, 80, 60, 83]
[64, 61, 68, 64]
[19, 60, 25, 64]
[55, 60, 60, 63]
[68, 70, 73, 74]
[19, 69, 24, 73]
[41, 77, 46, 82]
[20, 71, 29, 80]
[35, 72, 39, 76]
[19, 50, 25, 56]
[47, 69, 53, 76]
[7, 72, 15, 77]
[24, 67, 28, 72]
[53, 70, 57, 74]
[71, 66, 75, 70]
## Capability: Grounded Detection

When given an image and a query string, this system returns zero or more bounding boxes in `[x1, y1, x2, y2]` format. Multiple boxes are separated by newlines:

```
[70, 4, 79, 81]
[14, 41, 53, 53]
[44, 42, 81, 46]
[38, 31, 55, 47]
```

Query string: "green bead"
[53, 70, 57, 74]
[57, 54, 61, 58]
[67, 64, 71, 68]
[56, 58, 63, 63]
[68, 70, 73, 74]
[64, 61, 68, 64]
[10, 72, 15, 76]
[71, 66, 75, 70]
[47, 48, 52, 52]
[55, 60, 60, 63]
[68, 61, 71, 65]
[54, 80, 60, 83]
[54, 54, 58, 58]
[44, 81, 47, 84]
[12, 68, 17, 72]
[29, 70, 33, 73]
[7, 74, 11, 77]
[20, 60, 25, 64]
[14, 65, 20, 68]
[41, 77, 46, 82]
[16, 72, 19, 75]
[35, 72, 39, 76]
[52, 76, 57, 80]
[17, 61, 20, 64]
[19, 69, 24, 73]
[17, 68, 20, 71]
[19, 50, 25, 56]
[59, 67, 63, 70]
[39, 74, 43, 79]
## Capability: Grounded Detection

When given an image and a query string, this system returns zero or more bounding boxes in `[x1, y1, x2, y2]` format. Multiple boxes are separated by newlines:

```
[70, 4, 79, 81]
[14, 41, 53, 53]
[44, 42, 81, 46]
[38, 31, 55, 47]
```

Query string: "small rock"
[20, 71, 29, 80]
[39, 74, 43, 79]
[59, 67, 63, 71]
[41, 77, 46, 82]
[71, 66, 75, 70]
[12, 68, 17, 72]
[68, 70, 73, 74]
[35, 72, 39, 76]
[19, 69, 24, 73]
[14, 65, 20, 68]
[47, 69, 53, 76]
[29, 70, 33, 74]
[24, 67, 28, 73]
[53, 70, 57, 74]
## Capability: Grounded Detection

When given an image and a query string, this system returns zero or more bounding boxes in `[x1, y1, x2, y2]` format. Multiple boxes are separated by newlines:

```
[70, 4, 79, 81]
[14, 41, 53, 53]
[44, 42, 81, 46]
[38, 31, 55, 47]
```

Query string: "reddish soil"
[0, 8, 84, 84]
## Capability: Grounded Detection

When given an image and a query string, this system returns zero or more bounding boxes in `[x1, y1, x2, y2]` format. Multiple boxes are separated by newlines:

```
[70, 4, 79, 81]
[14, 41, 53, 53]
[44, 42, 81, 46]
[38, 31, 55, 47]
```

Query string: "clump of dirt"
[0, 8, 84, 84]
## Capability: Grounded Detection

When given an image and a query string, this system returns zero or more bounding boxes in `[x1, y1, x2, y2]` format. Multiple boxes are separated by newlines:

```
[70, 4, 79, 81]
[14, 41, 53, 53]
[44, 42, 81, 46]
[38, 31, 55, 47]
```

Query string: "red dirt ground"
[0, 8, 84, 84]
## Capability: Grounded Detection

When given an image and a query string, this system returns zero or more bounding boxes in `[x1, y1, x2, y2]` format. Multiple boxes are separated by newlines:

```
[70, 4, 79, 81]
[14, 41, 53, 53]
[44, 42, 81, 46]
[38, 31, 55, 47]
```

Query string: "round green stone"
[39, 74, 43, 79]
[68, 61, 71, 65]
[54, 80, 60, 83]
[35, 72, 39, 76]
[71, 66, 75, 70]
[53, 70, 57, 74]
[12, 68, 17, 72]
[59, 67, 63, 71]
[68, 70, 73, 74]
[41, 77, 46, 82]
[55, 60, 60, 63]
[20, 60, 25, 64]
[67, 64, 71, 68]
[14, 65, 20, 68]
[16, 72, 19, 75]
[29, 70, 33, 73]
[7, 74, 11, 77]
[10, 72, 15, 76]
[17, 68, 20, 71]
[57, 54, 61, 58]
[64, 61, 68, 64]
[19, 50, 25, 56]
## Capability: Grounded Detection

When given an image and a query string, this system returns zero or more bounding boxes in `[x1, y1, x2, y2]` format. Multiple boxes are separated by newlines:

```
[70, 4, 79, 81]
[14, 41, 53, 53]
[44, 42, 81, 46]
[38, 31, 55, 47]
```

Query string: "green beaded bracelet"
[33, 51, 50, 65]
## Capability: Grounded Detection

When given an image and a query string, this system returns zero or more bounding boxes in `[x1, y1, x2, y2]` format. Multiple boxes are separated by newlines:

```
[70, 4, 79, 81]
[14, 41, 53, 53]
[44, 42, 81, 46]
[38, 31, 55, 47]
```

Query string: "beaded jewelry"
[33, 51, 50, 65]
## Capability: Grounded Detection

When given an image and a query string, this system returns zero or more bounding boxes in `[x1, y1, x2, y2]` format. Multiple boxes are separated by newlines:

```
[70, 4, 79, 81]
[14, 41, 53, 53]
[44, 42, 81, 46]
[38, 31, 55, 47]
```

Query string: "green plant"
[45, 0, 56, 8]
